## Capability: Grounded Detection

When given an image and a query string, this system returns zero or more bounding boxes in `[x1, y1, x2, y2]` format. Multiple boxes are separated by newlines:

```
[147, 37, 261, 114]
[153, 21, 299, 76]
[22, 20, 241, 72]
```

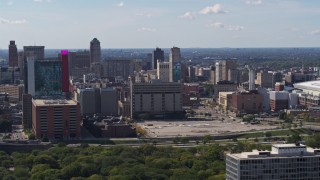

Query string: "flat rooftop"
[294, 80, 320, 91]
[32, 99, 77, 106]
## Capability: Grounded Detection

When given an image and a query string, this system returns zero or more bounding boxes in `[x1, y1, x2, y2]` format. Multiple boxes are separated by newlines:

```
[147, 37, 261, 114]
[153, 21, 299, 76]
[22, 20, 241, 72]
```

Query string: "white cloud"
[7, 1, 13, 5]
[136, 13, 152, 18]
[116, 1, 124, 7]
[138, 27, 156, 32]
[246, 0, 263, 5]
[208, 22, 244, 31]
[179, 12, 197, 20]
[310, 29, 320, 35]
[199, 4, 227, 14]
[0, 18, 28, 24]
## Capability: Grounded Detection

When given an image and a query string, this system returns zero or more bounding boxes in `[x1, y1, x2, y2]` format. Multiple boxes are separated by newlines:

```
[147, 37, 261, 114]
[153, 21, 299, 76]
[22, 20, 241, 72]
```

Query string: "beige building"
[0, 84, 24, 102]
[157, 60, 170, 82]
[130, 81, 183, 119]
[218, 92, 233, 111]
[215, 60, 237, 83]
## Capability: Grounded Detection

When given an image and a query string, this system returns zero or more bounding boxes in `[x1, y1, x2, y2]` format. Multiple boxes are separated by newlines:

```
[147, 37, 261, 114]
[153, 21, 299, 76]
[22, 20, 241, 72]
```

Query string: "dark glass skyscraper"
[8, 41, 18, 67]
[90, 38, 101, 63]
[61, 50, 69, 93]
[152, 47, 164, 70]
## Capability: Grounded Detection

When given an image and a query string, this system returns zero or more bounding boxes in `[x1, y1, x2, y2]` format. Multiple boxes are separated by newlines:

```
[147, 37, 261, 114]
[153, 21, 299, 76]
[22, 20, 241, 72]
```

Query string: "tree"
[180, 137, 189, 144]
[287, 134, 302, 143]
[202, 135, 212, 144]
[33, 155, 59, 169]
[28, 134, 36, 140]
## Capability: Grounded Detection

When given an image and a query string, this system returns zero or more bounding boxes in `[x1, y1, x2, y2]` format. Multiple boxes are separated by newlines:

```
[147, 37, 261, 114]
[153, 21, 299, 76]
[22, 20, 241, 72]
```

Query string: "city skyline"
[0, 0, 320, 49]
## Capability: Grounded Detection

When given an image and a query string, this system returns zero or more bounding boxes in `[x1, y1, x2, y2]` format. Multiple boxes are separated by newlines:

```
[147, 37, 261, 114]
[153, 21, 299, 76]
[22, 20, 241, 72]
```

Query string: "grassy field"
[238, 128, 313, 139]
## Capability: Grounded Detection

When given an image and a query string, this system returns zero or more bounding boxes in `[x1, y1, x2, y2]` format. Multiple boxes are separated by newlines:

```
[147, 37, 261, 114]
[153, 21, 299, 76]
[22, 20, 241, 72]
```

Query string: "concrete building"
[100, 88, 118, 115]
[218, 92, 233, 111]
[256, 71, 273, 88]
[130, 80, 183, 119]
[90, 38, 101, 63]
[213, 81, 237, 99]
[226, 144, 320, 180]
[152, 47, 164, 70]
[23, 46, 45, 61]
[8, 41, 18, 67]
[0, 84, 24, 102]
[269, 91, 289, 111]
[182, 83, 200, 106]
[188, 66, 196, 82]
[102, 60, 134, 80]
[215, 60, 237, 83]
[157, 60, 170, 82]
[32, 99, 81, 139]
[0, 67, 20, 84]
[77, 88, 96, 115]
[67, 50, 91, 78]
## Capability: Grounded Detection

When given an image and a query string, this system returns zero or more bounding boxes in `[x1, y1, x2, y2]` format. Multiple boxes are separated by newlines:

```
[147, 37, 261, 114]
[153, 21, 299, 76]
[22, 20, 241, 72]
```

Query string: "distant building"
[157, 60, 170, 82]
[269, 91, 289, 111]
[256, 71, 273, 88]
[294, 80, 320, 107]
[32, 99, 81, 139]
[226, 144, 320, 180]
[61, 50, 69, 93]
[213, 81, 237, 99]
[215, 60, 237, 83]
[0, 67, 20, 84]
[8, 41, 18, 67]
[130, 80, 183, 119]
[0, 84, 24, 102]
[23, 46, 45, 61]
[76, 87, 118, 116]
[102, 60, 134, 80]
[229, 91, 263, 115]
[182, 83, 200, 106]
[152, 47, 164, 70]
[169, 47, 181, 82]
[90, 38, 101, 63]
[188, 66, 196, 82]
[67, 50, 91, 78]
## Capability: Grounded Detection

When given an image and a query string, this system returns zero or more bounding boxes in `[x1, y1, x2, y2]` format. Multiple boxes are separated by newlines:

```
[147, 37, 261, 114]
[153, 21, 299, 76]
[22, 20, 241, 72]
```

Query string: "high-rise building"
[23, 46, 45, 61]
[32, 99, 81, 139]
[157, 60, 170, 82]
[22, 94, 32, 129]
[90, 38, 101, 63]
[102, 60, 134, 80]
[215, 60, 237, 83]
[61, 50, 69, 93]
[26, 59, 62, 96]
[256, 71, 273, 88]
[152, 47, 164, 70]
[169, 47, 181, 82]
[226, 144, 320, 180]
[8, 41, 18, 67]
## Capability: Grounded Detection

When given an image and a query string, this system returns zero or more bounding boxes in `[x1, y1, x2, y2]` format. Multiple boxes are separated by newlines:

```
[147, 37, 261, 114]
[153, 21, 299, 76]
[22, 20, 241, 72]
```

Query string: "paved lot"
[138, 120, 279, 137]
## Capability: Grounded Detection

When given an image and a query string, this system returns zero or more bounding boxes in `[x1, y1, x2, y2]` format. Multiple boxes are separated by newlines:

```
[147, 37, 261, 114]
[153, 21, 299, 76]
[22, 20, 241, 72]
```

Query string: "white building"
[227, 144, 320, 180]
[157, 60, 170, 82]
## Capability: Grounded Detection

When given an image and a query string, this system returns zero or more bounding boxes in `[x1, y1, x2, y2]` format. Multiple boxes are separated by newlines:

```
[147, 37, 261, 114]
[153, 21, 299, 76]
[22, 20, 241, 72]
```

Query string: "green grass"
[238, 128, 312, 139]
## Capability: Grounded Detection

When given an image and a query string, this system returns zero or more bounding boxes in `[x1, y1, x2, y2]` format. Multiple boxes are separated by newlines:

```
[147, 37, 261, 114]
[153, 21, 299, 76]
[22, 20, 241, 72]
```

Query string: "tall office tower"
[8, 41, 18, 67]
[188, 66, 196, 82]
[23, 46, 45, 60]
[18, 52, 24, 80]
[152, 47, 164, 70]
[102, 60, 134, 80]
[157, 60, 170, 82]
[90, 38, 101, 63]
[169, 47, 181, 82]
[255, 70, 273, 88]
[61, 50, 69, 93]
[26, 59, 62, 96]
[67, 50, 90, 78]
[215, 60, 237, 83]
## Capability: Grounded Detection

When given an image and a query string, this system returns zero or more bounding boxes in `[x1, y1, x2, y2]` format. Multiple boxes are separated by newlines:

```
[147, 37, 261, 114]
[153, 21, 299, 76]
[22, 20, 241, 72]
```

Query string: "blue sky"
[0, 0, 320, 49]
